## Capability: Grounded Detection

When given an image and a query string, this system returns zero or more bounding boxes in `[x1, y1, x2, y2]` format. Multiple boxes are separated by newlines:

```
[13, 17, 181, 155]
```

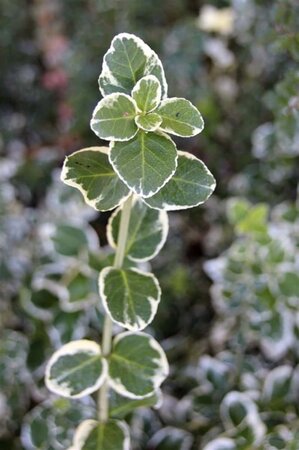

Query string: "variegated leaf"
[61, 147, 130, 212]
[99, 33, 167, 99]
[144, 151, 216, 210]
[90, 93, 138, 141]
[45, 340, 107, 398]
[131, 75, 161, 112]
[109, 131, 177, 198]
[108, 332, 169, 399]
[157, 97, 204, 137]
[99, 267, 161, 330]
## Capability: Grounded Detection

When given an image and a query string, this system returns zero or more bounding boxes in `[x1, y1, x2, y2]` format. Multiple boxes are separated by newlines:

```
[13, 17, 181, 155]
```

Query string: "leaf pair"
[91, 90, 204, 140]
[91, 75, 163, 140]
[45, 333, 168, 400]
[104, 197, 168, 330]
[61, 147, 215, 211]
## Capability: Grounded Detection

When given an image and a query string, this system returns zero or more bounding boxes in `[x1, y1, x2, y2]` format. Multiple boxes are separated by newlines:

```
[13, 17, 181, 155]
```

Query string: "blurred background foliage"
[0, 0, 298, 449]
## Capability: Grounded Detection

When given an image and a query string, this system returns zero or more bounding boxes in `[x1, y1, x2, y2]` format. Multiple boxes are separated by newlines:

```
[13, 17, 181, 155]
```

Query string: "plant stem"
[98, 193, 133, 422]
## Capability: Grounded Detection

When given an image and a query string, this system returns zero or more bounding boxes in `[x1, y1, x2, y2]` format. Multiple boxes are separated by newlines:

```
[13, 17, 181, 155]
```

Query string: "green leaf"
[108, 331, 169, 399]
[227, 198, 251, 225]
[72, 419, 130, 450]
[221, 393, 247, 428]
[99, 33, 167, 99]
[45, 340, 107, 398]
[157, 98, 204, 137]
[144, 151, 216, 210]
[110, 389, 161, 418]
[52, 224, 89, 257]
[227, 199, 269, 236]
[109, 131, 177, 198]
[107, 197, 168, 262]
[131, 75, 161, 112]
[90, 93, 138, 141]
[99, 267, 161, 330]
[239, 206, 268, 236]
[135, 113, 162, 131]
[61, 147, 130, 212]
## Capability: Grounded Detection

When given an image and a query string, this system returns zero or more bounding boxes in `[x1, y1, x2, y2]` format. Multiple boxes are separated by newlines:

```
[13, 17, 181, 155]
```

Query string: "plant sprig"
[45, 32, 215, 449]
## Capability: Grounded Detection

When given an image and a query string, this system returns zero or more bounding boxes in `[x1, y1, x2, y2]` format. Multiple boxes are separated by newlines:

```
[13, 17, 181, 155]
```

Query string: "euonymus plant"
[44, 33, 215, 449]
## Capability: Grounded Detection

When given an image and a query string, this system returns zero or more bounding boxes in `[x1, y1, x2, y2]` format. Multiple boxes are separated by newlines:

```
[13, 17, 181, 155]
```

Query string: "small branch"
[98, 194, 133, 422]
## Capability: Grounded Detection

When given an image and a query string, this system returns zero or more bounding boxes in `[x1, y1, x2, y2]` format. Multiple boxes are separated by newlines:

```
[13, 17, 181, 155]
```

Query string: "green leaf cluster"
[63, 33, 215, 206]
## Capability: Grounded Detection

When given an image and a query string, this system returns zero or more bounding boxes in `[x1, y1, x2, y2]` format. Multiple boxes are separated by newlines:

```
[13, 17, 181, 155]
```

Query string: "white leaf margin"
[99, 267, 162, 331]
[72, 419, 130, 450]
[158, 97, 204, 137]
[106, 195, 169, 262]
[45, 340, 108, 399]
[61, 147, 131, 212]
[108, 331, 169, 399]
[99, 32, 168, 100]
[144, 151, 216, 211]
[90, 93, 138, 142]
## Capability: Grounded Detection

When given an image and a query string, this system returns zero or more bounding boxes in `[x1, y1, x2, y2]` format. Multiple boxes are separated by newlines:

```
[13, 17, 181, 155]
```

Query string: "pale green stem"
[98, 193, 133, 422]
